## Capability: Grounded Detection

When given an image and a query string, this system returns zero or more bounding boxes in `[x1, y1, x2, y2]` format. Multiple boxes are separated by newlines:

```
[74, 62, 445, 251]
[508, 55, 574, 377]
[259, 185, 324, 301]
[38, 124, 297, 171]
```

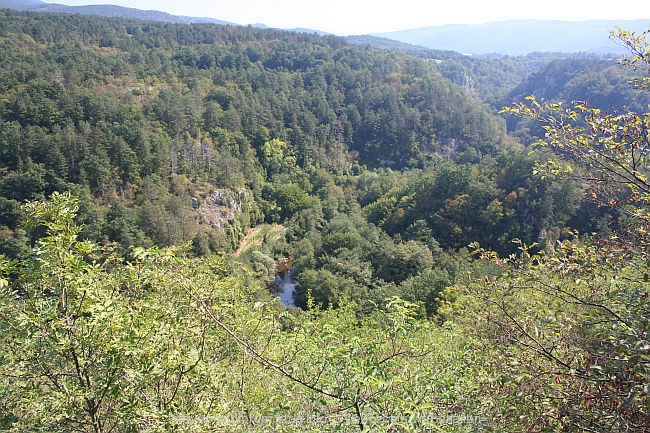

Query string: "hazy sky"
[47, 0, 650, 35]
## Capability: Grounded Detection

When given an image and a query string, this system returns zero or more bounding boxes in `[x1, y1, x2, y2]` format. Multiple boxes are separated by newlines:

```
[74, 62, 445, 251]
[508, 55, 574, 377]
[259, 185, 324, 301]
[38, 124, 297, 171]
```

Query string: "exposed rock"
[195, 188, 248, 229]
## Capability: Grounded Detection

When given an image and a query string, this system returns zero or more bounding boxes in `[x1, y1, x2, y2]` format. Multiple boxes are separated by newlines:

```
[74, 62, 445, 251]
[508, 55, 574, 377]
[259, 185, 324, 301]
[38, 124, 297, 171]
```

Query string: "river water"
[273, 270, 296, 307]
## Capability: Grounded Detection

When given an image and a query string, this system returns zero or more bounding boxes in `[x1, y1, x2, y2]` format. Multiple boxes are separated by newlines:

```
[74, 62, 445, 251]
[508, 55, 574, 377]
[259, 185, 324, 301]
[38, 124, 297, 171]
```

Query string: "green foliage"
[503, 97, 650, 208]
[0, 192, 497, 432]
[437, 27, 650, 431]
[372, 240, 434, 284]
[260, 138, 297, 179]
[443, 239, 650, 431]
[272, 183, 313, 220]
[502, 69, 650, 256]
[503, 54, 650, 140]
[265, 298, 491, 432]
[0, 9, 516, 257]
[612, 27, 650, 91]
[0, 192, 255, 432]
[3, 11, 650, 432]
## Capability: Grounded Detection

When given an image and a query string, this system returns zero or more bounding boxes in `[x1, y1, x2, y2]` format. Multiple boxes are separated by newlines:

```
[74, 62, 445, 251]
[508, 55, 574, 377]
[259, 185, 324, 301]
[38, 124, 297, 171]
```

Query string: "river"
[273, 270, 296, 307]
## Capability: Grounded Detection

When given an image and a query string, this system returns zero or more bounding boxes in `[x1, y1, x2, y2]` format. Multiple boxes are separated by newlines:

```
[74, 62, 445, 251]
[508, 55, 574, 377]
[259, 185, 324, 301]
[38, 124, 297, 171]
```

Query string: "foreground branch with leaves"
[501, 28, 650, 243]
[0, 192, 493, 432]
[443, 237, 650, 431]
[439, 27, 650, 432]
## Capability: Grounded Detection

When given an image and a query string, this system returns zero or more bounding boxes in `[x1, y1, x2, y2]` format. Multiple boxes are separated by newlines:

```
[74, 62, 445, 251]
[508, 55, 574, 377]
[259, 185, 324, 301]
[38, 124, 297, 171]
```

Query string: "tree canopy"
[1, 10, 650, 432]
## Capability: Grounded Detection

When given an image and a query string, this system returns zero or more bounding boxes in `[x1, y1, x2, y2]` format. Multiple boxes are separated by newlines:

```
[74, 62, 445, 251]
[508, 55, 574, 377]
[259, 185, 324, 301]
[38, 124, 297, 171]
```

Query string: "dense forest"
[1, 9, 649, 432]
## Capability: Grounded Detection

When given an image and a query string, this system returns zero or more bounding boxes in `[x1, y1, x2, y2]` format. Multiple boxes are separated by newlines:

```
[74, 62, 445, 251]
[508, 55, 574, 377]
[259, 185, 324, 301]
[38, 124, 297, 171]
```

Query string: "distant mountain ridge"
[2, 0, 650, 55]
[374, 20, 650, 55]
[0, 0, 234, 25]
[0, 0, 333, 33]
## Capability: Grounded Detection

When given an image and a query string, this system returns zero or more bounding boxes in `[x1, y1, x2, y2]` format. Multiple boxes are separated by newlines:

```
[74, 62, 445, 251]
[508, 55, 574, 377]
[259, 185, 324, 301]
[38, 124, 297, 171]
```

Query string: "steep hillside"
[0, 10, 507, 256]
[503, 56, 650, 140]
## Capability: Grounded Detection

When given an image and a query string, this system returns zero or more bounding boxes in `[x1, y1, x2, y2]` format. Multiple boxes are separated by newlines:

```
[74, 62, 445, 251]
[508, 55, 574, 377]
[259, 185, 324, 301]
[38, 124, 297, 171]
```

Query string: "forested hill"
[0, 10, 509, 251]
[0, 10, 507, 165]
[3, 10, 650, 431]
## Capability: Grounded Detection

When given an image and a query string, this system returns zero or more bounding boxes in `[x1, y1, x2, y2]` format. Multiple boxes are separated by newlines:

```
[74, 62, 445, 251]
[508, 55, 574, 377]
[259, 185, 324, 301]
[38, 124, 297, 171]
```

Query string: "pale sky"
[46, 0, 649, 35]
